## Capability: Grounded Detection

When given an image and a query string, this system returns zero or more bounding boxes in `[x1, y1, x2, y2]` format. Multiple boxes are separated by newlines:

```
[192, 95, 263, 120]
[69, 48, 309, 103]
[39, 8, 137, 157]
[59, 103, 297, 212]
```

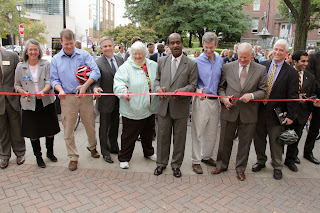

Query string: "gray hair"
[238, 42, 253, 54]
[99, 36, 114, 46]
[22, 39, 43, 62]
[130, 41, 147, 56]
[202, 32, 218, 45]
[274, 39, 289, 51]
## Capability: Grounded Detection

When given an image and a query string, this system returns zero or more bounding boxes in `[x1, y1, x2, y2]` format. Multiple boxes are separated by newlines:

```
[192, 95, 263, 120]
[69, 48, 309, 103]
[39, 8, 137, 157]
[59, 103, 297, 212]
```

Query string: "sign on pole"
[19, 24, 24, 36]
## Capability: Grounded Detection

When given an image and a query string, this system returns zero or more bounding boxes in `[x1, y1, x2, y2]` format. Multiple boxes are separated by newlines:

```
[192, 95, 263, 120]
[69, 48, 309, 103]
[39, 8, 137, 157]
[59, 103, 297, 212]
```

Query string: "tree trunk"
[198, 33, 203, 47]
[189, 32, 193, 48]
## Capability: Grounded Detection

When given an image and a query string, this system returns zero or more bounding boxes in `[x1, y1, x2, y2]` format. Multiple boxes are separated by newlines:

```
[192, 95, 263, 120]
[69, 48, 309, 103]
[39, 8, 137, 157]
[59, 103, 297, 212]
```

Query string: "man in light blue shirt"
[50, 29, 101, 171]
[191, 32, 223, 174]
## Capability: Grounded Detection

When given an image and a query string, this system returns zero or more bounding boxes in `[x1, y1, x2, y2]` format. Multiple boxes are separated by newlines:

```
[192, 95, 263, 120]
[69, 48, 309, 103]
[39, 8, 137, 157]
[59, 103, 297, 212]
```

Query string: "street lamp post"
[8, 13, 14, 51]
[85, 29, 88, 48]
[16, 3, 23, 53]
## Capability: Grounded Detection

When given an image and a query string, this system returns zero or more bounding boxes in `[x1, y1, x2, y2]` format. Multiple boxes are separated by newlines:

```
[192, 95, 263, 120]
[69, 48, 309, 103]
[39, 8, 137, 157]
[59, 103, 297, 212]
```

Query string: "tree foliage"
[101, 24, 157, 48]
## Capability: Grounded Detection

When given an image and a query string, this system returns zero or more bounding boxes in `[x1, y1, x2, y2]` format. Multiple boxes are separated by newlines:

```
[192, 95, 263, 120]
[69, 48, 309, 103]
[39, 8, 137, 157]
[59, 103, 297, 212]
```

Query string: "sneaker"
[68, 161, 78, 171]
[120, 162, 129, 169]
[147, 154, 157, 161]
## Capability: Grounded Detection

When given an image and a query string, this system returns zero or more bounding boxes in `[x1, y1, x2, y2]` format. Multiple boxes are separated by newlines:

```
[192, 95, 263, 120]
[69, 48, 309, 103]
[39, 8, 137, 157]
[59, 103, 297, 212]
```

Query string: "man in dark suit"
[149, 44, 167, 63]
[303, 50, 320, 164]
[211, 43, 268, 181]
[252, 39, 299, 180]
[284, 51, 317, 172]
[0, 46, 25, 169]
[93, 37, 124, 163]
[154, 33, 198, 178]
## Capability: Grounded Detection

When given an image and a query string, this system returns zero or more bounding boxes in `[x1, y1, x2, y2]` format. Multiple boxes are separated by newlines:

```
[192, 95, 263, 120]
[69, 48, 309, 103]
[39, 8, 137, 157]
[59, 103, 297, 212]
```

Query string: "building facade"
[241, 0, 320, 48]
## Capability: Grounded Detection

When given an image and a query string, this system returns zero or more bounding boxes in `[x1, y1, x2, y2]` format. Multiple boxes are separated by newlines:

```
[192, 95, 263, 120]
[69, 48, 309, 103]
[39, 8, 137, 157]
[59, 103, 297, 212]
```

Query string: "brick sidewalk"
[1, 163, 320, 213]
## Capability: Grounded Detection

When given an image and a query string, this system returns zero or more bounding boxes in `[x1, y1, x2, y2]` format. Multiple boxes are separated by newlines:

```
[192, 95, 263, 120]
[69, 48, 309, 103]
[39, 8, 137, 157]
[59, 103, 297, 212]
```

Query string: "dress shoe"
[154, 166, 166, 176]
[147, 154, 157, 161]
[192, 164, 203, 174]
[87, 147, 100, 158]
[103, 155, 114, 164]
[273, 169, 282, 180]
[47, 153, 58, 162]
[120, 162, 129, 169]
[304, 154, 320, 165]
[252, 163, 265, 172]
[201, 158, 216, 166]
[295, 157, 300, 164]
[172, 168, 182, 178]
[236, 172, 245, 181]
[284, 161, 298, 172]
[0, 159, 9, 169]
[36, 157, 46, 168]
[68, 161, 78, 171]
[211, 168, 227, 174]
[16, 156, 25, 165]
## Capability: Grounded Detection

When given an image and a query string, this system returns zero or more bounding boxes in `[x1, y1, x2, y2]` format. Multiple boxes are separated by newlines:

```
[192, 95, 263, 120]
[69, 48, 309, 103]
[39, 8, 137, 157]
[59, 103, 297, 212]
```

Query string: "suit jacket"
[295, 70, 317, 125]
[218, 61, 268, 123]
[306, 52, 320, 84]
[14, 59, 55, 111]
[149, 52, 167, 63]
[260, 60, 299, 125]
[154, 54, 198, 119]
[93, 54, 124, 113]
[0, 49, 20, 115]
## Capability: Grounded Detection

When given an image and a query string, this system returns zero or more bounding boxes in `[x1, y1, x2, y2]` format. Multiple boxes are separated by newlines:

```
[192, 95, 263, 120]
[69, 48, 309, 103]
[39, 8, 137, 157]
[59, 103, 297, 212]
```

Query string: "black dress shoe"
[295, 157, 300, 164]
[284, 162, 298, 172]
[103, 155, 114, 163]
[252, 163, 265, 172]
[36, 157, 46, 168]
[304, 154, 320, 165]
[0, 159, 9, 169]
[273, 169, 282, 180]
[154, 166, 166, 176]
[47, 154, 58, 162]
[172, 168, 182, 178]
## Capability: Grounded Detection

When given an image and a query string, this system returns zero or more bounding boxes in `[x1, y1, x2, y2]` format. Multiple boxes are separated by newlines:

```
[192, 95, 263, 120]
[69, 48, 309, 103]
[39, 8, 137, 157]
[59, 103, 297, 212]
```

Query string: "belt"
[206, 96, 218, 100]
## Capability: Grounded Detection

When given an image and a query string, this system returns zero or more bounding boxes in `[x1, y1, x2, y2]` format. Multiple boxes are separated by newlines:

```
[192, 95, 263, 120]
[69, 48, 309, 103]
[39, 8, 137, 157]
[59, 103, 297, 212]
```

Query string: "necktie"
[264, 63, 277, 105]
[240, 66, 247, 89]
[298, 71, 302, 93]
[110, 58, 117, 74]
[171, 58, 177, 82]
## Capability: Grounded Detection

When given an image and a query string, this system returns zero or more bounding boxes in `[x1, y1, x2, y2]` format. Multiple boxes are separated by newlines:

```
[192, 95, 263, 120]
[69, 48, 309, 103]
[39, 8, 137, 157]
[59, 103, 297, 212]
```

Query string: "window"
[110, 3, 114, 29]
[100, 0, 103, 32]
[252, 19, 259, 33]
[106, 0, 109, 30]
[92, 0, 98, 38]
[253, 0, 260, 11]
[281, 25, 286, 29]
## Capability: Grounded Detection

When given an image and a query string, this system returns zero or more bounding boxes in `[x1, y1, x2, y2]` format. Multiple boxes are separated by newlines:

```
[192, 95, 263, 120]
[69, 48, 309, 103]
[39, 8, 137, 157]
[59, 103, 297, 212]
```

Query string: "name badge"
[2, 61, 10, 66]
[23, 76, 32, 81]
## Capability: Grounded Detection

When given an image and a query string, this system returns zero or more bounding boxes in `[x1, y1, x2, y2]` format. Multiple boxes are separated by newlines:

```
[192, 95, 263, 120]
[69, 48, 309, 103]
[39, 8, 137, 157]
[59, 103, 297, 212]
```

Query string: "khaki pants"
[60, 95, 97, 161]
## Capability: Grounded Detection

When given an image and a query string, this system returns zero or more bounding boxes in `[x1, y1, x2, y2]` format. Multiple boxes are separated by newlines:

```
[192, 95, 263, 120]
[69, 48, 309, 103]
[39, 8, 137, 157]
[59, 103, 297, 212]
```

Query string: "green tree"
[278, 0, 320, 50]
[24, 21, 48, 44]
[101, 24, 157, 47]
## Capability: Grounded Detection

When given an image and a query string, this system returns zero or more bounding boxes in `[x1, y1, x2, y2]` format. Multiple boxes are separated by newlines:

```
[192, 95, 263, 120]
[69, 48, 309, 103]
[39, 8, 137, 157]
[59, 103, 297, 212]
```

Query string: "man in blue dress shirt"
[191, 32, 224, 174]
[50, 29, 101, 171]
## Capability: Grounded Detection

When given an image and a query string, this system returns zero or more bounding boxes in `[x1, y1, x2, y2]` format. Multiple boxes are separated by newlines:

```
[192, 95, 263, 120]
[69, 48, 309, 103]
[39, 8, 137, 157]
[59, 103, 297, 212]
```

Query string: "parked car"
[5, 45, 22, 55]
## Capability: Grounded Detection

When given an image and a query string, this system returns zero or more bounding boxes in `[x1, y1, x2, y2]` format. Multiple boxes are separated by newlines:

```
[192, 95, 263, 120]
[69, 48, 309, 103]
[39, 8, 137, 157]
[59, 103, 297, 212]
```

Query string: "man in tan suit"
[211, 43, 268, 181]
[0, 46, 25, 169]
[154, 33, 198, 178]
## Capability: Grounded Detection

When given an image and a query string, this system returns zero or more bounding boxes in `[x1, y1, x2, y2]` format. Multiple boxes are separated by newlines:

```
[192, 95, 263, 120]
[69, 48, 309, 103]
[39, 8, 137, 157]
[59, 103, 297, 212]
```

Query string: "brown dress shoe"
[68, 161, 78, 171]
[0, 159, 9, 169]
[211, 168, 227, 174]
[192, 164, 203, 174]
[201, 158, 216, 167]
[236, 172, 245, 181]
[17, 156, 25, 165]
[87, 148, 100, 158]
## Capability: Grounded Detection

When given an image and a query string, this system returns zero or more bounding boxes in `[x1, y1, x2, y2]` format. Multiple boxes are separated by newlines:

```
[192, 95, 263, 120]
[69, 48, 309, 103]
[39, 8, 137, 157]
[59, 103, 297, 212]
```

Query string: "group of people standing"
[1, 29, 319, 182]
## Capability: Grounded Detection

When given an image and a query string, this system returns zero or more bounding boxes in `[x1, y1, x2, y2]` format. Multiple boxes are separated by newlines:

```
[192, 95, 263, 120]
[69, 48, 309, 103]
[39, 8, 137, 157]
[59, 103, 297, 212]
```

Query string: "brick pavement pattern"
[1, 163, 320, 213]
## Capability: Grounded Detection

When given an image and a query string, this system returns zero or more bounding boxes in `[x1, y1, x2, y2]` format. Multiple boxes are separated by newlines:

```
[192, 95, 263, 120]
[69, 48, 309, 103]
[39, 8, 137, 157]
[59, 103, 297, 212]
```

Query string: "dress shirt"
[195, 52, 223, 95]
[105, 56, 119, 71]
[157, 52, 167, 62]
[268, 60, 285, 84]
[171, 53, 183, 70]
[238, 61, 254, 99]
[50, 48, 101, 94]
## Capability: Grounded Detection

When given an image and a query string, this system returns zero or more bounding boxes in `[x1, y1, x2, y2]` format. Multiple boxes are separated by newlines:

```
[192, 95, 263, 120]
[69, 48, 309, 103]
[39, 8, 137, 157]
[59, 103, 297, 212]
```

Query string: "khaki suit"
[216, 61, 267, 172]
[154, 54, 198, 168]
[0, 49, 25, 160]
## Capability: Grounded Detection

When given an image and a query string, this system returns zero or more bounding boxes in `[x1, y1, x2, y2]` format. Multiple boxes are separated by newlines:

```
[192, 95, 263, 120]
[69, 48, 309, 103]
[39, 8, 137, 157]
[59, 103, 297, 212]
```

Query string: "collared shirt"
[194, 52, 223, 95]
[294, 66, 304, 86]
[50, 48, 101, 94]
[268, 60, 285, 84]
[171, 53, 183, 69]
[105, 55, 119, 71]
[157, 52, 166, 62]
[238, 61, 251, 78]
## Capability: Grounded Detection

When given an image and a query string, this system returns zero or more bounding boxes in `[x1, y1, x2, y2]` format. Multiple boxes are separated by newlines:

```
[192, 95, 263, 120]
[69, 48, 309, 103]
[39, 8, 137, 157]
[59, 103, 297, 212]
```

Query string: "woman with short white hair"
[113, 41, 158, 169]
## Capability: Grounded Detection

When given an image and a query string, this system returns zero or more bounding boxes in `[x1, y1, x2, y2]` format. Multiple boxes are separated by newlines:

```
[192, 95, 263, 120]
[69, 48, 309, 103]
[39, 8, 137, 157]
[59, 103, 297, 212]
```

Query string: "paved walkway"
[1, 122, 320, 213]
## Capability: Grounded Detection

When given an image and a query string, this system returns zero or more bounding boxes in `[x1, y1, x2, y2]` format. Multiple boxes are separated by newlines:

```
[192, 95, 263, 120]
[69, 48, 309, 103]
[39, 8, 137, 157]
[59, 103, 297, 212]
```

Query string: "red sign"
[19, 24, 24, 35]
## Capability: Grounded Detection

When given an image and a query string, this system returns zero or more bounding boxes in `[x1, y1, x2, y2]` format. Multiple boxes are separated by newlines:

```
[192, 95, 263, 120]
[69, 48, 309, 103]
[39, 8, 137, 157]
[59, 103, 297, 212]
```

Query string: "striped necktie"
[298, 71, 302, 93]
[263, 63, 277, 105]
[240, 66, 247, 89]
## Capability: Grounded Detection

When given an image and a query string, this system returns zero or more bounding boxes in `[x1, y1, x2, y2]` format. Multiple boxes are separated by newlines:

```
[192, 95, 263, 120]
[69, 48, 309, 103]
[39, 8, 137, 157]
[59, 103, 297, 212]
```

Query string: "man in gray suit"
[211, 43, 268, 181]
[154, 33, 198, 178]
[93, 37, 124, 163]
[0, 46, 25, 169]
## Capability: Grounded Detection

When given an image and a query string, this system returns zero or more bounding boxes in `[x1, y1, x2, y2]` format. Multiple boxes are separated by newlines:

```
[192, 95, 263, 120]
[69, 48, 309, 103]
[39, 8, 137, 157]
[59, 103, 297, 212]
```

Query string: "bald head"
[238, 43, 253, 66]
[238, 43, 252, 54]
